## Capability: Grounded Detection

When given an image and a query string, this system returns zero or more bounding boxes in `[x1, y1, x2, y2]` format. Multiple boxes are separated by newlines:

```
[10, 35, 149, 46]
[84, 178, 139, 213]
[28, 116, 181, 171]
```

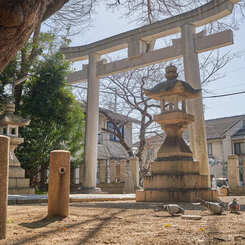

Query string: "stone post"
[84, 53, 100, 190]
[48, 150, 70, 217]
[129, 157, 139, 188]
[0, 136, 9, 240]
[79, 164, 84, 185]
[181, 24, 210, 185]
[243, 160, 245, 185]
[109, 160, 116, 183]
[228, 155, 240, 190]
[99, 160, 106, 183]
[120, 160, 127, 182]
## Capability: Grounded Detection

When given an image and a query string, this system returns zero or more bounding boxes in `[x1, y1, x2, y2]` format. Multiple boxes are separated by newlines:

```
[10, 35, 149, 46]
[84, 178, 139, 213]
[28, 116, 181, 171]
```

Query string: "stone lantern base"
[8, 140, 35, 195]
[136, 159, 217, 202]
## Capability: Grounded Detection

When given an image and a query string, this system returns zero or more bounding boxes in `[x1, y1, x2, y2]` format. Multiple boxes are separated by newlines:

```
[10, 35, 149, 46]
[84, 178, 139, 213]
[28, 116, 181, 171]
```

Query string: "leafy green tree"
[16, 53, 85, 186]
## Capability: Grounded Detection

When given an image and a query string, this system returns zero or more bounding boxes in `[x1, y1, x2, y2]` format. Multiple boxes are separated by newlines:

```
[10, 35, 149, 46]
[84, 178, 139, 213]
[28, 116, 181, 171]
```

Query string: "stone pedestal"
[8, 138, 34, 194]
[136, 160, 216, 202]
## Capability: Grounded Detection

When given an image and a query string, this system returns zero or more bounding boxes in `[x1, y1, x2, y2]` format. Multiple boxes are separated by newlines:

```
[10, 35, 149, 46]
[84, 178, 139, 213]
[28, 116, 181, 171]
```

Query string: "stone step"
[9, 166, 25, 178]
[8, 187, 35, 195]
[143, 174, 209, 189]
[136, 189, 217, 202]
[8, 177, 30, 188]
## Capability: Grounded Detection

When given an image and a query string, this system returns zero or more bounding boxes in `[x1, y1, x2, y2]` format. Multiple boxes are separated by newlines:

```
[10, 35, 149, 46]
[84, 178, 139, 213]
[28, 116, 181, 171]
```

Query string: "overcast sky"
[69, 2, 245, 120]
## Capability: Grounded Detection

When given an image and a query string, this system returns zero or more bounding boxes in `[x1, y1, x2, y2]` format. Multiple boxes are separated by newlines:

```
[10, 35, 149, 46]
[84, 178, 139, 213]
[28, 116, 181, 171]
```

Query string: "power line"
[67, 83, 245, 99]
[203, 90, 245, 98]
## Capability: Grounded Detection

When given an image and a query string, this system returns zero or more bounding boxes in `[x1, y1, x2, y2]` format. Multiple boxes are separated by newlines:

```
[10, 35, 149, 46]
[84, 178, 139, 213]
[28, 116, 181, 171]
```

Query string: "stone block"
[151, 160, 199, 175]
[8, 177, 30, 188]
[9, 166, 25, 178]
[143, 174, 209, 189]
[139, 189, 217, 202]
[8, 187, 35, 195]
[136, 190, 146, 202]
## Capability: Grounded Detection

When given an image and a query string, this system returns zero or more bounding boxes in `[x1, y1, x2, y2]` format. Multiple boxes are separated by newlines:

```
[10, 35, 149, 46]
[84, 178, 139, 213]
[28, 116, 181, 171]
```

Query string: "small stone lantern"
[0, 102, 34, 194]
[0, 103, 30, 156]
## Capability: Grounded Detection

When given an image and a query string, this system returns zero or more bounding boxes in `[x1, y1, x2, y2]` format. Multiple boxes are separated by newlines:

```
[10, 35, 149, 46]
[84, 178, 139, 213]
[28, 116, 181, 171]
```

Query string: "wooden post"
[48, 150, 70, 217]
[0, 136, 10, 240]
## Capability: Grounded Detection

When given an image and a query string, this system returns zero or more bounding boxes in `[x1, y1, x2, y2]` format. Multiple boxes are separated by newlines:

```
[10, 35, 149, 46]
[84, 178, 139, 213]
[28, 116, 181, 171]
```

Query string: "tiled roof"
[98, 141, 130, 160]
[99, 107, 140, 124]
[80, 102, 140, 124]
[205, 114, 245, 139]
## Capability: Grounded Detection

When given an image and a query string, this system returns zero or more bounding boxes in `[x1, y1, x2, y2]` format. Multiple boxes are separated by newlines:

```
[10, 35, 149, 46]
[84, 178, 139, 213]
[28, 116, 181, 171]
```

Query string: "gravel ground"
[1, 196, 245, 245]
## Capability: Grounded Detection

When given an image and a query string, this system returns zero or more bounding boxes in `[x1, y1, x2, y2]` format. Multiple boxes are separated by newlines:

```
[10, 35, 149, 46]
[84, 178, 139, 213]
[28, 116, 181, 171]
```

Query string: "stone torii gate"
[61, 0, 238, 192]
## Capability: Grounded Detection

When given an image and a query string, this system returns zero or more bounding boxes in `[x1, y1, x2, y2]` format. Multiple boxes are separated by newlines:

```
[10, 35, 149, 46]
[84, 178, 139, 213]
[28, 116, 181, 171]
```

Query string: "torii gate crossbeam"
[61, 0, 239, 191]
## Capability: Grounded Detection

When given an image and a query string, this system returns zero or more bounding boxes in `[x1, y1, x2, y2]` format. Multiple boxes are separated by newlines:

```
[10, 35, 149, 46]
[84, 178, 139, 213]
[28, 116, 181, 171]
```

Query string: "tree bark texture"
[0, 0, 69, 72]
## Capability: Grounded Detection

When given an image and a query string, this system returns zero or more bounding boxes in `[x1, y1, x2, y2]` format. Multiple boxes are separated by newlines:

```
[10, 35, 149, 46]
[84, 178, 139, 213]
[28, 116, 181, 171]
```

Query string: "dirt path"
[1, 196, 245, 245]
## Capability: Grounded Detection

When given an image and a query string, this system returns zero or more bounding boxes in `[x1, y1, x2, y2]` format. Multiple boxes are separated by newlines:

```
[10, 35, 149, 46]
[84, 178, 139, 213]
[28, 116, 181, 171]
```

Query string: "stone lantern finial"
[165, 64, 178, 80]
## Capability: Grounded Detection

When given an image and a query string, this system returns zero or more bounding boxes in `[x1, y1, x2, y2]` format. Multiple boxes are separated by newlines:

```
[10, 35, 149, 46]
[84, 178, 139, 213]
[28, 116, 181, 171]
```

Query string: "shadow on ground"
[20, 216, 65, 229]
[11, 209, 126, 245]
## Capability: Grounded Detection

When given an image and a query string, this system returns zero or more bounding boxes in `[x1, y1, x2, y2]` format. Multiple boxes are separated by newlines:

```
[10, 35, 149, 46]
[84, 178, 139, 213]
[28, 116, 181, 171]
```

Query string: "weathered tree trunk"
[0, 0, 69, 72]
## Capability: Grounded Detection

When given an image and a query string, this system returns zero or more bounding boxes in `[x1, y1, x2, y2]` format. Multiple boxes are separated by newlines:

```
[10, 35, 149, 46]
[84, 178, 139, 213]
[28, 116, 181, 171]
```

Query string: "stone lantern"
[144, 65, 200, 161]
[136, 65, 217, 202]
[0, 103, 34, 194]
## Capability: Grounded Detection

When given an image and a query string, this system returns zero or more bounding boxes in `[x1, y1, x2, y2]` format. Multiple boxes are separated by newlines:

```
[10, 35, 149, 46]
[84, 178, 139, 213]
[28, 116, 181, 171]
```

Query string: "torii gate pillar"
[84, 53, 100, 190]
[182, 24, 210, 185]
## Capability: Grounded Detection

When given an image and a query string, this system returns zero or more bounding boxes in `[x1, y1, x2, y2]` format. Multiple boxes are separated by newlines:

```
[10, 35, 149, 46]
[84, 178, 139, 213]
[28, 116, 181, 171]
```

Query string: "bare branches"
[46, 0, 97, 35]
[105, 0, 206, 24]
[100, 64, 164, 177]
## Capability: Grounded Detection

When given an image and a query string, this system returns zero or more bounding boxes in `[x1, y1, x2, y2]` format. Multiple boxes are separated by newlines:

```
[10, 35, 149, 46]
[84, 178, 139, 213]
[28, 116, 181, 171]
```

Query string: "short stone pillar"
[0, 136, 10, 240]
[79, 164, 85, 185]
[48, 150, 70, 218]
[242, 160, 245, 185]
[109, 160, 116, 183]
[119, 160, 127, 182]
[129, 157, 139, 188]
[228, 155, 240, 190]
[99, 160, 106, 183]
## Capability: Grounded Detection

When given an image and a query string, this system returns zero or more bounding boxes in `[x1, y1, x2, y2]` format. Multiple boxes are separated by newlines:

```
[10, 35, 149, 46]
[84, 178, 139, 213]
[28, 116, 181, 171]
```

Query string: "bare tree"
[100, 64, 164, 183]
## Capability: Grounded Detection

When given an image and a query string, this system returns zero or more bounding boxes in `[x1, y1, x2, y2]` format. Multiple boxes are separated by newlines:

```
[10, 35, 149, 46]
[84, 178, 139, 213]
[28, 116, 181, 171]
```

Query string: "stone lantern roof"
[0, 103, 30, 127]
[144, 65, 201, 100]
